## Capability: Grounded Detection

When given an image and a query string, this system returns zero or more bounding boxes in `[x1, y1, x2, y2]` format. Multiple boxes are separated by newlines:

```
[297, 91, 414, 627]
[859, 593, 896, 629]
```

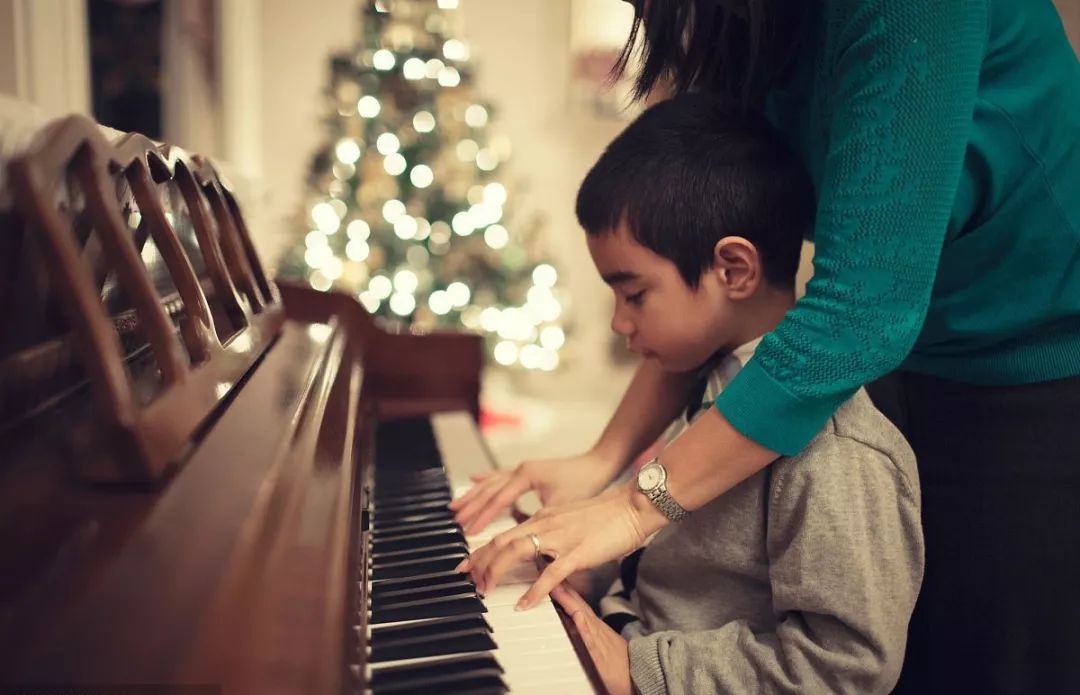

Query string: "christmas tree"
[279, 0, 568, 371]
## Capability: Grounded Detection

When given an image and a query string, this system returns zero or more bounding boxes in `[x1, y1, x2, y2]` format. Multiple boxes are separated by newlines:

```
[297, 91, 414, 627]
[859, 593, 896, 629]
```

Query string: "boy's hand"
[552, 583, 633, 695]
[450, 451, 621, 535]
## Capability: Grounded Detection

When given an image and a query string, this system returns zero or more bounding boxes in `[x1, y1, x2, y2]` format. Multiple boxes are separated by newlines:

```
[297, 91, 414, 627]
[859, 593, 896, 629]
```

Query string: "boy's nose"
[611, 311, 634, 337]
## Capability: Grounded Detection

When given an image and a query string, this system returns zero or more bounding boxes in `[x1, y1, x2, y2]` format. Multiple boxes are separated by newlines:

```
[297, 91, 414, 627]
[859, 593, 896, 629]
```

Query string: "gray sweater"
[607, 344, 924, 694]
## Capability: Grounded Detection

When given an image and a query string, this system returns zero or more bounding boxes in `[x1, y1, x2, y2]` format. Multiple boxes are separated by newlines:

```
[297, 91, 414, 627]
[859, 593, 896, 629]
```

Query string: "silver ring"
[527, 532, 542, 562]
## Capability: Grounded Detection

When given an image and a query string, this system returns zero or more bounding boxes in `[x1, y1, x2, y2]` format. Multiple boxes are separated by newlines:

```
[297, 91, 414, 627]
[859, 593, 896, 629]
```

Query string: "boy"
[553, 94, 924, 694]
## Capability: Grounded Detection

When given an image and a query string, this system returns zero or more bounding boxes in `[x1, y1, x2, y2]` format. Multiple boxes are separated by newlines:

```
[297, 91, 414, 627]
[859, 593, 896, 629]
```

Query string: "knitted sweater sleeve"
[715, 0, 989, 455]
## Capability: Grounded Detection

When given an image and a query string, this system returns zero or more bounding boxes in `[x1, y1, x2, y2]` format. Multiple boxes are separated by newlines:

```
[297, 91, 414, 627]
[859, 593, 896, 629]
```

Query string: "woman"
[454, 0, 1080, 691]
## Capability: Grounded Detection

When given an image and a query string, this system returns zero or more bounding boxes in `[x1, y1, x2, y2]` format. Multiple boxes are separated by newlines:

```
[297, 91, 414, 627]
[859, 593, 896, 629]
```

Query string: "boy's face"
[587, 224, 748, 373]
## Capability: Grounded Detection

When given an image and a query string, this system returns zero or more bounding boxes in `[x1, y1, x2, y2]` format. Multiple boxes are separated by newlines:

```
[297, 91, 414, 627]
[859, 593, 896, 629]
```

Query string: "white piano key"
[361, 412, 596, 693]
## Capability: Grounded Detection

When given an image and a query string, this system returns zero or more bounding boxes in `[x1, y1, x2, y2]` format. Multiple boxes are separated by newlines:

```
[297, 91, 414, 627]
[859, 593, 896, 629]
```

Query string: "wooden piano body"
[0, 111, 505, 692]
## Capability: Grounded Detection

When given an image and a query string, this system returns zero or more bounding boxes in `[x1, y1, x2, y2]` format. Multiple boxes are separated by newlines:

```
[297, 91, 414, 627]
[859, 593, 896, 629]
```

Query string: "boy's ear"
[711, 236, 760, 298]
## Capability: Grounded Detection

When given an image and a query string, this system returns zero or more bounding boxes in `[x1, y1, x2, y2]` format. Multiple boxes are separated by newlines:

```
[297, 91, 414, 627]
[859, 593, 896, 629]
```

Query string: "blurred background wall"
[2, 0, 1079, 410]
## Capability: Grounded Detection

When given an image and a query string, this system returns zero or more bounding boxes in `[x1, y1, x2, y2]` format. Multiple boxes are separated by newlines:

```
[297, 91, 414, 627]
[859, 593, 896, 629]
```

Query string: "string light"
[389, 292, 416, 316]
[347, 219, 370, 240]
[403, 57, 426, 80]
[359, 292, 380, 312]
[368, 275, 393, 299]
[437, 67, 461, 87]
[447, 281, 471, 307]
[476, 148, 498, 171]
[413, 111, 436, 133]
[296, 0, 568, 371]
[358, 96, 381, 118]
[541, 326, 566, 350]
[493, 341, 518, 366]
[394, 215, 419, 239]
[451, 211, 476, 236]
[456, 139, 479, 162]
[346, 239, 370, 261]
[312, 202, 340, 234]
[429, 290, 452, 315]
[410, 164, 434, 188]
[533, 264, 557, 288]
[394, 269, 419, 294]
[376, 133, 400, 155]
[382, 199, 406, 223]
[384, 153, 407, 175]
[443, 39, 469, 61]
[335, 139, 361, 164]
[484, 224, 508, 249]
[465, 104, 489, 127]
[372, 49, 396, 71]
[425, 58, 445, 79]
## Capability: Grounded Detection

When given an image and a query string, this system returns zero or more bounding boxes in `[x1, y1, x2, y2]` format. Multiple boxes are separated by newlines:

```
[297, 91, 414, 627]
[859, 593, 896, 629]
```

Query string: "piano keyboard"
[358, 414, 595, 694]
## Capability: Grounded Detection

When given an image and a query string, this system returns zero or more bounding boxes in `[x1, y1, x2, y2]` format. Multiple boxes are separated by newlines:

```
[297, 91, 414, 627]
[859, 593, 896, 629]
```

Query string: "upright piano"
[0, 113, 597, 693]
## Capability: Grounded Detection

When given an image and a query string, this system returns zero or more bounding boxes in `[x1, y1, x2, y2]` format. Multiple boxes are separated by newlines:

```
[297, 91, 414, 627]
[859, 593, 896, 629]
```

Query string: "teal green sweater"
[718, 0, 1080, 456]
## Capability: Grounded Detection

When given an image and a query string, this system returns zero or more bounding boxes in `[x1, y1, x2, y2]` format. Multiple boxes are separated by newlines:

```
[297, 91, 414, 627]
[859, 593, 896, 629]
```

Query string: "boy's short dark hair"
[576, 93, 815, 288]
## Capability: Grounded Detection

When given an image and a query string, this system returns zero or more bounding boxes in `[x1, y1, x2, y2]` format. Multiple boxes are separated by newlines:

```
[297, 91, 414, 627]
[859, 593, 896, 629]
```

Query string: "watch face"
[638, 463, 665, 491]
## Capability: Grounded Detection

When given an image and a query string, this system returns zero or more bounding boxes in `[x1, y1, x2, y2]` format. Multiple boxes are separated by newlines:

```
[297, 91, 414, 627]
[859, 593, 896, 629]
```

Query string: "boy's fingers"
[516, 556, 575, 610]
[551, 583, 590, 615]
[454, 478, 508, 528]
[448, 477, 490, 511]
[465, 475, 531, 535]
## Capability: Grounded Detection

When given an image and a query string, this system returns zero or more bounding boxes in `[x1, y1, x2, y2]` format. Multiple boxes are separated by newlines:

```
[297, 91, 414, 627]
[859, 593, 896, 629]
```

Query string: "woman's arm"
[718, 0, 990, 455]
[451, 359, 697, 533]
[590, 357, 698, 469]
[464, 0, 989, 604]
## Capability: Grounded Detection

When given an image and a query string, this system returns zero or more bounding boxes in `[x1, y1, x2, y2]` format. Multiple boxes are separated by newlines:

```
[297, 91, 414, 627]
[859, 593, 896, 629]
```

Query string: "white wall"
[0, 0, 89, 114]
[258, 0, 355, 267]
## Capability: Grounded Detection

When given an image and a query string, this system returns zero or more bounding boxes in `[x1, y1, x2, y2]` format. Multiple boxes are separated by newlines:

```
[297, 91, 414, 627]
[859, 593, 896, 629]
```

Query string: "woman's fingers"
[516, 556, 577, 610]
[466, 522, 538, 591]
[478, 535, 539, 594]
[464, 474, 533, 535]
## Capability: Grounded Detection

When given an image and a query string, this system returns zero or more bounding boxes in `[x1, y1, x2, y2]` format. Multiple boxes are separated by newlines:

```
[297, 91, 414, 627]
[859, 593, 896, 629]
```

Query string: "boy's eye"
[626, 290, 646, 306]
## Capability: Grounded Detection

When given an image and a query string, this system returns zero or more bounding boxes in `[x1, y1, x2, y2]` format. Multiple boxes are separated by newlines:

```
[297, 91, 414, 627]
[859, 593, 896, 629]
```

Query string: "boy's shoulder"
[772, 388, 920, 503]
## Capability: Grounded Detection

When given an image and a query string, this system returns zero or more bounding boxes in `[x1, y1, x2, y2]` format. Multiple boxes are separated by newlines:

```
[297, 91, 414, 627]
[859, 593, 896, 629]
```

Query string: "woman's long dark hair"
[615, 0, 816, 110]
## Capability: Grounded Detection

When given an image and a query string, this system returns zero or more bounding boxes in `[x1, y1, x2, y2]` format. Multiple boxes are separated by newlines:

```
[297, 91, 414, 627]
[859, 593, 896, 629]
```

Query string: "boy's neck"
[723, 284, 797, 352]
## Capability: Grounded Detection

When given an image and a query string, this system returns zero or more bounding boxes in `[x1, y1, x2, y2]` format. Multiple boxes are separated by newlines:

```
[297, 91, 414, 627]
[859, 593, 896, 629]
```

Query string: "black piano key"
[370, 571, 474, 597]
[370, 627, 496, 663]
[374, 483, 450, 500]
[370, 592, 485, 624]
[370, 552, 469, 581]
[371, 518, 459, 538]
[373, 528, 465, 554]
[371, 580, 476, 603]
[370, 653, 503, 692]
[372, 542, 469, 565]
[374, 498, 456, 516]
[371, 614, 491, 640]
[369, 569, 471, 589]
[373, 508, 454, 524]
[374, 490, 452, 506]
[374, 468, 448, 485]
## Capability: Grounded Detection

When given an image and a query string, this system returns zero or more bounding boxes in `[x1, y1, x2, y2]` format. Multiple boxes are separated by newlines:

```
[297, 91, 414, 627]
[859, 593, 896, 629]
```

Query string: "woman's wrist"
[624, 478, 670, 537]
[589, 440, 632, 481]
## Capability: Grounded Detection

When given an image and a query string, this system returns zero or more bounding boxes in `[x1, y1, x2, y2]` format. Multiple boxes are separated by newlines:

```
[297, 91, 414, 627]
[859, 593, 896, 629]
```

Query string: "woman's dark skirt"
[867, 371, 1080, 695]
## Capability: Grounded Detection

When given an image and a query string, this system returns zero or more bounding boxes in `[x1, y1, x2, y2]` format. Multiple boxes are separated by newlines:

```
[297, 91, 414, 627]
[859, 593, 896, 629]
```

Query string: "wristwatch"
[636, 458, 689, 522]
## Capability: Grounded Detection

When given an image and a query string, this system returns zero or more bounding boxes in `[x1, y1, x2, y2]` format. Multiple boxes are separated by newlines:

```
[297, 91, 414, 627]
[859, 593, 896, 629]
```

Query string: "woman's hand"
[449, 450, 621, 535]
[457, 480, 668, 608]
[551, 583, 633, 695]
